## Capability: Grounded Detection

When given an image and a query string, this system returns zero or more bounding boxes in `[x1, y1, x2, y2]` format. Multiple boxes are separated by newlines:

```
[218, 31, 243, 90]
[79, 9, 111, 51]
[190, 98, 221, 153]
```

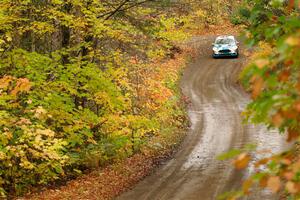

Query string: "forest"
[0, 0, 234, 197]
[1, 0, 300, 199]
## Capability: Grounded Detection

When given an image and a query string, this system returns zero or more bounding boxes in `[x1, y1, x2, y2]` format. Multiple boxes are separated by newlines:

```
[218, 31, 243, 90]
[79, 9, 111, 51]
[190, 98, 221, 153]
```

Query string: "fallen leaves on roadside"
[24, 154, 158, 200]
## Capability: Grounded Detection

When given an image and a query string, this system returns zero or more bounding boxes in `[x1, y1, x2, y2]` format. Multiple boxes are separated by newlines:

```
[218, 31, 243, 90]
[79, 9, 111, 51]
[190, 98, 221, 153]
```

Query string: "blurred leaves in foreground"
[222, 0, 300, 199]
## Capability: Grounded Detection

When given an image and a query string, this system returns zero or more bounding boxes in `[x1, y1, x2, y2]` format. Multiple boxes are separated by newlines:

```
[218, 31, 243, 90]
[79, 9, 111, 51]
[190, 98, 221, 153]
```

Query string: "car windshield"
[215, 38, 235, 45]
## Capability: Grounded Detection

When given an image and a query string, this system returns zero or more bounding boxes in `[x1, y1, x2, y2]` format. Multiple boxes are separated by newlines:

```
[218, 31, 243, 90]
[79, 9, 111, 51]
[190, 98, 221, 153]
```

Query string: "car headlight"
[213, 47, 219, 52]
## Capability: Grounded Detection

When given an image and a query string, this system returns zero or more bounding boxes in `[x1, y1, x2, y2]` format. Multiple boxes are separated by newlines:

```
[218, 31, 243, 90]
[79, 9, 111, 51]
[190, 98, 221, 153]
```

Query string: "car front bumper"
[213, 51, 238, 58]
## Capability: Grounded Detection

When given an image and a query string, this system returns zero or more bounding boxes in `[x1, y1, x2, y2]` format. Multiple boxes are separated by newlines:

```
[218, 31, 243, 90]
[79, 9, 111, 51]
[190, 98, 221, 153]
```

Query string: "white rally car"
[212, 36, 239, 58]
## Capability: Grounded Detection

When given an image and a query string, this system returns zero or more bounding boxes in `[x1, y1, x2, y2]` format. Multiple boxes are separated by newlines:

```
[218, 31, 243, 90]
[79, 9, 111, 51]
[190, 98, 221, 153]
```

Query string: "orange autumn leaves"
[251, 75, 264, 99]
[248, 48, 300, 140]
[242, 175, 280, 195]
[0, 76, 31, 96]
[288, 0, 300, 10]
[129, 51, 187, 111]
[249, 34, 300, 101]
[271, 107, 299, 130]
[237, 57, 300, 195]
[250, 72, 300, 128]
[233, 153, 250, 170]
[261, 158, 300, 195]
[233, 153, 300, 195]
[250, 58, 270, 99]
[230, 0, 300, 199]
[267, 176, 281, 193]
[250, 60, 295, 99]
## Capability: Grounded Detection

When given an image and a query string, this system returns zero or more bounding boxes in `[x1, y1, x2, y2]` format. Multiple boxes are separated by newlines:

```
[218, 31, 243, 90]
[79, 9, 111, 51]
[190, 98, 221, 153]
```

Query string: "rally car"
[212, 36, 239, 58]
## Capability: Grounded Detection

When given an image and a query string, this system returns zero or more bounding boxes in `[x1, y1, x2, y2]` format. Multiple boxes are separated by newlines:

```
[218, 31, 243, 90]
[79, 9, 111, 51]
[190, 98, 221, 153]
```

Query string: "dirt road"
[117, 36, 287, 200]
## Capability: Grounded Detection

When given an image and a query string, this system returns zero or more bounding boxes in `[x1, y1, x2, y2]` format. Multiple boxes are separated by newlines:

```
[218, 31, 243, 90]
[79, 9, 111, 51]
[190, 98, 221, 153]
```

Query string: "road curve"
[117, 36, 287, 200]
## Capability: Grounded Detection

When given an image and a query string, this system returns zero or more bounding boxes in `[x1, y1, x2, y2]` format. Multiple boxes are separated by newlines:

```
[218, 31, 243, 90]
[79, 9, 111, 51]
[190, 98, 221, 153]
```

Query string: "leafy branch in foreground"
[222, 0, 300, 199]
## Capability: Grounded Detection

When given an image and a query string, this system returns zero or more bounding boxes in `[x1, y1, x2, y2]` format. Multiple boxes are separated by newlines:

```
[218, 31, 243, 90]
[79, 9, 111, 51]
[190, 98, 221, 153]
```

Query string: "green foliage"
[230, 6, 251, 25]
[218, 149, 242, 160]
[0, 76, 68, 194]
[240, 0, 300, 132]
[230, 0, 300, 199]
[0, 0, 191, 197]
[184, 0, 244, 27]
